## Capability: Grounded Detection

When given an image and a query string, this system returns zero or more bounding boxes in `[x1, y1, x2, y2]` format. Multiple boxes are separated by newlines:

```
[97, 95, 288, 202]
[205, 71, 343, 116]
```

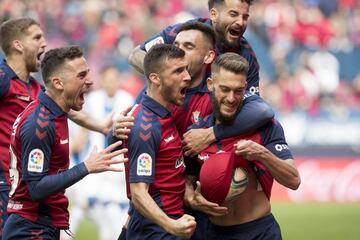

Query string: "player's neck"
[190, 68, 206, 89]
[6, 57, 30, 83]
[147, 89, 171, 111]
[45, 89, 70, 113]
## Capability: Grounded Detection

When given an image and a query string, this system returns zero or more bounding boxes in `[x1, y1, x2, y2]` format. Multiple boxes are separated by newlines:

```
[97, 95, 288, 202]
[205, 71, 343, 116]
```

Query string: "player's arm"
[131, 182, 196, 238]
[128, 45, 146, 74]
[68, 109, 112, 135]
[128, 23, 181, 74]
[214, 93, 274, 139]
[246, 54, 260, 95]
[183, 94, 274, 156]
[183, 156, 227, 216]
[27, 141, 127, 201]
[184, 177, 228, 217]
[234, 120, 300, 190]
[128, 118, 196, 238]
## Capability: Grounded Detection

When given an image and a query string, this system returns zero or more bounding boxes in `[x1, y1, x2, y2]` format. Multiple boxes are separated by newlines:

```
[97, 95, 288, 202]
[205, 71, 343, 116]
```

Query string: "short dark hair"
[208, 0, 253, 10]
[143, 44, 185, 81]
[177, 21, 216, 48]
[41, 46, 84, 85]
[0, 17, 39, 55]
[211, 52, 249, 76]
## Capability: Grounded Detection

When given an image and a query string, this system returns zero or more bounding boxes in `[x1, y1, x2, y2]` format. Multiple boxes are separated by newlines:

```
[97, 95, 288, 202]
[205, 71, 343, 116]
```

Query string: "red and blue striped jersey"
[125, 94, 185, 215]
[187, 116, 293, 199]
[0, 61, 43, 190]
[8, 92, 70, 228]
[140, 17, 260, 95]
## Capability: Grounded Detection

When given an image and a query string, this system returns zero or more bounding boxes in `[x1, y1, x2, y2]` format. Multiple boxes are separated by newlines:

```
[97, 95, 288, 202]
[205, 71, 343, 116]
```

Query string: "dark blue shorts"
[2, 214, 60, 240]
[0, 190, 9, 238]
[127, 209, 185, 240]
[207, 214, 282, 240]
[185, 208, 210, 240]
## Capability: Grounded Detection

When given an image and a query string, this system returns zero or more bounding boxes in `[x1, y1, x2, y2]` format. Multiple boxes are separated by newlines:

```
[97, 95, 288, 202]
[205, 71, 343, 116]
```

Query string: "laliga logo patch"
[28, 149, 44, 173]
[137, 153, 152, 176]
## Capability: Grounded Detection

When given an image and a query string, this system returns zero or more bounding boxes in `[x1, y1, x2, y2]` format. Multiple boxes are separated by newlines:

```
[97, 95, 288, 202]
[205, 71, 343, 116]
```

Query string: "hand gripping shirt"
[186, 116, 293, 199]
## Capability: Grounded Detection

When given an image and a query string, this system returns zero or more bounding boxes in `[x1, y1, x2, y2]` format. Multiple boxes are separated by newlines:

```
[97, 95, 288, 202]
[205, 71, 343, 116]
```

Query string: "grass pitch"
[75, 202, 360, 240]
[272, 202, 360, 240]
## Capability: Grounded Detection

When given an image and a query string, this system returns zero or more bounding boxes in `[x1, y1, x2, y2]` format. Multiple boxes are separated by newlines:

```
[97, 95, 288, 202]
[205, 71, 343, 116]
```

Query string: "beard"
[160, 81, 180, 106]
[214, 21, 241, 50]
[211, 92, 243, 125]
[24, 51, 39, 73]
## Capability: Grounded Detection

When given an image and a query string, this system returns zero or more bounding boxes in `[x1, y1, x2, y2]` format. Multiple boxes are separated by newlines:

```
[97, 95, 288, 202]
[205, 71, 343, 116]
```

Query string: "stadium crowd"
[1, 0, 360, 117]
[0, 0, 357, 239]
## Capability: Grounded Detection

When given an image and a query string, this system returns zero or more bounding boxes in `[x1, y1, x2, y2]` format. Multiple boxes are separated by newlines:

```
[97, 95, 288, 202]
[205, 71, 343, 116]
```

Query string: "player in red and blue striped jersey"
[109, 44, 197, 239]
[129, 0, 260, 95]
[0, 18, 116, 236]
[3, 46, 127, 240]
[114, 21, 273, 240]
[185, 53, 300, 240]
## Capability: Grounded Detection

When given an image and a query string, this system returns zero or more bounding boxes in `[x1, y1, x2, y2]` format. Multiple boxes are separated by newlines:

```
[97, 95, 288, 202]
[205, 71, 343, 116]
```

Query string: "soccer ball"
[224, 167, 248, 202]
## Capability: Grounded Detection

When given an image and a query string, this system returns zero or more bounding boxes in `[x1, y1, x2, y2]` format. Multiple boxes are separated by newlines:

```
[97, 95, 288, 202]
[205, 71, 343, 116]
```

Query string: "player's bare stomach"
[209, 169, 271, 226]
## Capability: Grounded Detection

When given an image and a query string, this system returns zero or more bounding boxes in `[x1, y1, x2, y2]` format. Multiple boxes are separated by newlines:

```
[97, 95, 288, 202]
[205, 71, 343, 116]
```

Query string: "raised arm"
[128, 45, 146, 74]
[68, 109, 112, 135]
[27, 142, 127, 201]
[213, 94, 274, 140]
[183, 94, 274, 156]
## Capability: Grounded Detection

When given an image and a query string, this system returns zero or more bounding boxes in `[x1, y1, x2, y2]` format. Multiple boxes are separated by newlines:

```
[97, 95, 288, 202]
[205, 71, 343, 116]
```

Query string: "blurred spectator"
[1, 0, 359, 145]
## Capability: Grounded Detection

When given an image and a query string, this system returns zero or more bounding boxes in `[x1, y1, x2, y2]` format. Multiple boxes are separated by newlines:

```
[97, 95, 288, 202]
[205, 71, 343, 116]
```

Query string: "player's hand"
[99, 111, 114, 135]
[191, 181, 228, 217]
[167, 214, 196, 239]
[84, 141, 128, 173]
[112, 107, 134, 140]
[234, 140, 267, 161]
[182, 128, 215, 157]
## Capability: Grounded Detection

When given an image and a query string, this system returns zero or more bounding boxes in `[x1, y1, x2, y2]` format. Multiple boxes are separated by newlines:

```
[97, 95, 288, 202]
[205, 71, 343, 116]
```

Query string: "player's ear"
[204, 50, 216, 65]
[52, 77, 64, 90]
[210, 8, 218, 23]
[12, 40, 24, 53]
[148, 73, 160, 86]
[207, 77, 214, 92]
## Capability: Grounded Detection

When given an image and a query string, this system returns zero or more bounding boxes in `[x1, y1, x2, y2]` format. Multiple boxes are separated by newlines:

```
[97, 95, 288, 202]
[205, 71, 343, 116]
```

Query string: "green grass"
[75, 219, 98, 240]
[73, 203, 360, 240]
[272, 202, 360, 240]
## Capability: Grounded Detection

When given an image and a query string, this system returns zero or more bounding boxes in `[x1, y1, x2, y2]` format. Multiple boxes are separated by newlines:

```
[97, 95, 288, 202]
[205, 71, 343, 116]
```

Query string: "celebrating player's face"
[21, 24, 47, 73]
[209, 68, 247, 123]
[159, 57, 191, 106]
[211, 0, 250, 49]
[62, 57, 93, 111]
[174, 30, 212, 83]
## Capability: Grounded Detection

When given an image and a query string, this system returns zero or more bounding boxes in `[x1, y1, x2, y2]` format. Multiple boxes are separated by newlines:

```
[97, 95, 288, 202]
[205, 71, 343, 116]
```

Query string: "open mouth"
[79, 92, 85, 101]
[228, 27, 242, 38]
[180, 87, 187, 97]
[37, 51, 45, 61]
